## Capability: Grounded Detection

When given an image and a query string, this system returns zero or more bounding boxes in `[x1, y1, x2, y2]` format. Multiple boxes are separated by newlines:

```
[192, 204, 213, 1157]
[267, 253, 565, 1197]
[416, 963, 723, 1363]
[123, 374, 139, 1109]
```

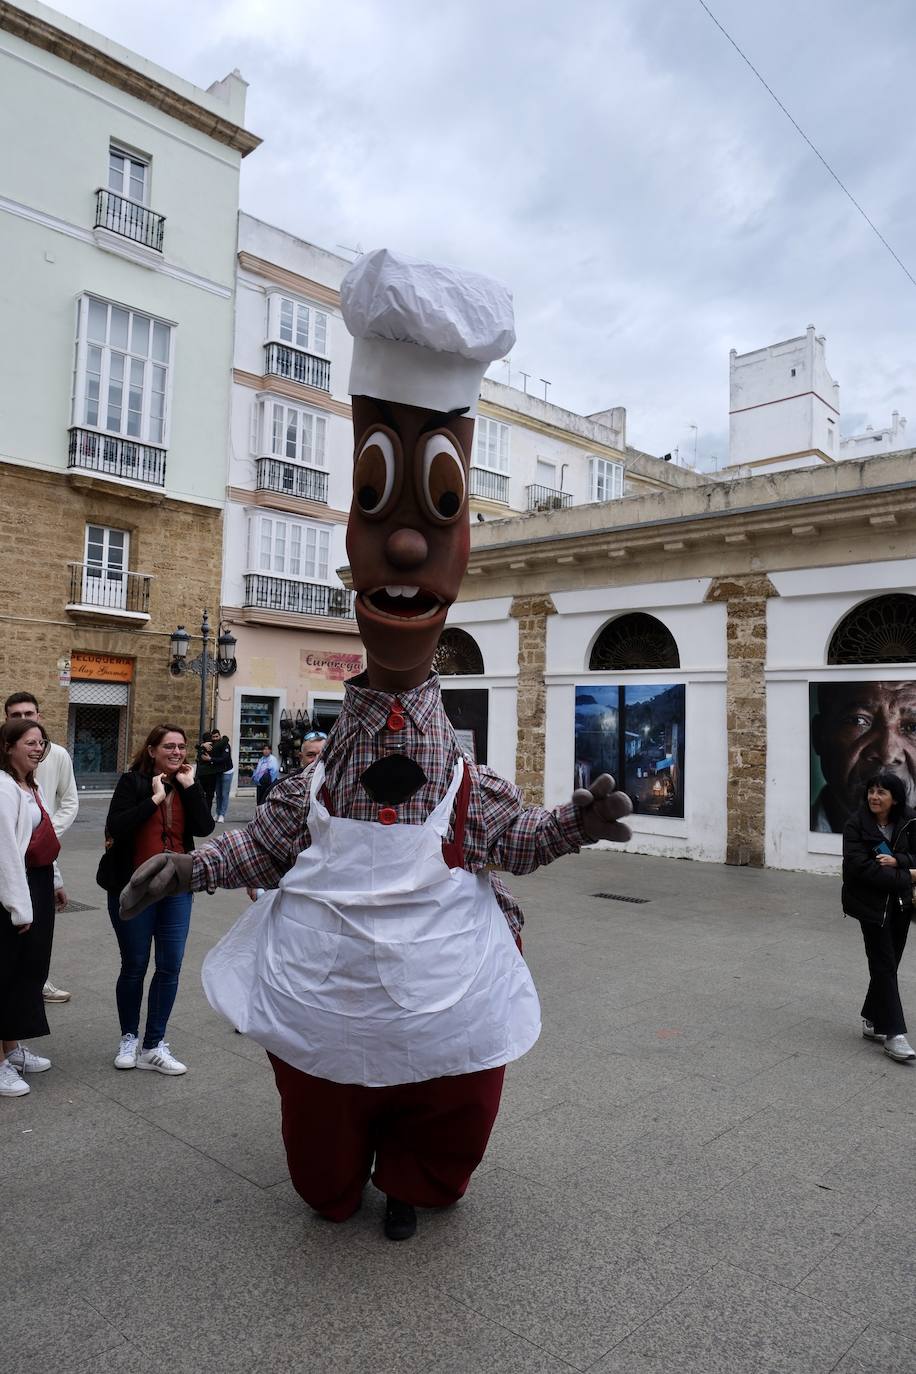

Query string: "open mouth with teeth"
[359, 586, 446, 621]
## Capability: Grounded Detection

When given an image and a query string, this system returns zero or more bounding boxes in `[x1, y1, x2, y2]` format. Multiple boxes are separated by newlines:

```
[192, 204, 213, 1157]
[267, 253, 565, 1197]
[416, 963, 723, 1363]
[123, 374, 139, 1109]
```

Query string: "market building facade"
[441, 449, 916, 875]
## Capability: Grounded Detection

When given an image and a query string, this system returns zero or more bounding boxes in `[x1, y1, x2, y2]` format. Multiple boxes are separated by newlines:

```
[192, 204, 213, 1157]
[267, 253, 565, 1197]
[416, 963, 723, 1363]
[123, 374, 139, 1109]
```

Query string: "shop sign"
[300, 649, 364, 682]
[70, 651, 134, 684]
[57, 656, 71, 688]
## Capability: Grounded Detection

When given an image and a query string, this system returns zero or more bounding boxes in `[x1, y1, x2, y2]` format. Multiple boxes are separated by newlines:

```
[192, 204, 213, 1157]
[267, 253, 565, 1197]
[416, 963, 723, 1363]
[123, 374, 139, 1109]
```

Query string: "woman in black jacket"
[842, 770, 916, 1063]
[101, 724, 214, 1076]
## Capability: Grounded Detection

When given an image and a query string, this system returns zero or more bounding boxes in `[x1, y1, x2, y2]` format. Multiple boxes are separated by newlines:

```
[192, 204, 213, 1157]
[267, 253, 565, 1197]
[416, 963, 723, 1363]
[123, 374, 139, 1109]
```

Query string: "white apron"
[201, 759, 541, 1086]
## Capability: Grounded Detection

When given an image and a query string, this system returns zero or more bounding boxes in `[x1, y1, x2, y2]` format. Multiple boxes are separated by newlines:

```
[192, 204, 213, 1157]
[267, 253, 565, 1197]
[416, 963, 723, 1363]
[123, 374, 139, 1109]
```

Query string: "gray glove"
[572, 773, 633, 843]
[119, 852, 194, 921]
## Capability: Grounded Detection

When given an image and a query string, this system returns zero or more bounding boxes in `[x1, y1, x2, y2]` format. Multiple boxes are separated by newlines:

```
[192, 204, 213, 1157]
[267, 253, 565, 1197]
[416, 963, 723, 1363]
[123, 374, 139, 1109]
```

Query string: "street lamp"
[169, 609, 237, 742]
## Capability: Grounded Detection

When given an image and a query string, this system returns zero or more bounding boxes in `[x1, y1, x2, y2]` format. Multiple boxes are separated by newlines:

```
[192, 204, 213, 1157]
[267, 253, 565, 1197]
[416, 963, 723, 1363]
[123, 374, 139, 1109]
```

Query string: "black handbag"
[96, 835, 116, 892]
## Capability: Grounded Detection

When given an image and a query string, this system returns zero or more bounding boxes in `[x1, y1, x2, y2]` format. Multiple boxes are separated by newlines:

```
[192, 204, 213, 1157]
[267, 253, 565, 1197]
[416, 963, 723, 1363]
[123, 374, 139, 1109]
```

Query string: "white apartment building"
[218, 215, 361, 786]
[0, 0, 258, 783]
[839, 410, 908, 460]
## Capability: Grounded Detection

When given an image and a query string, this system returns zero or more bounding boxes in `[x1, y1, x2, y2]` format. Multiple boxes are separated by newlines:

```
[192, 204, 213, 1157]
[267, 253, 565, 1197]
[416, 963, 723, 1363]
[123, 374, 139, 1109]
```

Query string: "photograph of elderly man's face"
[809, 681, 916, 832]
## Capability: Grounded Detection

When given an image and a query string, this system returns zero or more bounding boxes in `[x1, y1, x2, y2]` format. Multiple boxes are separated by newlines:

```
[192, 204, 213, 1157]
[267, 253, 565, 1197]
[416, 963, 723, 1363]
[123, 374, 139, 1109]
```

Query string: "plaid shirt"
[191, 672, 589, 935]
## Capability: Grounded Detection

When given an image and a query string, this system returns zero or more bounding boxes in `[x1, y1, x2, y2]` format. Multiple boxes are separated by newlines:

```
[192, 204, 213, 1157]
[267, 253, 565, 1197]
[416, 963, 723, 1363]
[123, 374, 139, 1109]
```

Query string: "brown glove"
[119, 852, 194, 921]
[571, 773, 633, 843]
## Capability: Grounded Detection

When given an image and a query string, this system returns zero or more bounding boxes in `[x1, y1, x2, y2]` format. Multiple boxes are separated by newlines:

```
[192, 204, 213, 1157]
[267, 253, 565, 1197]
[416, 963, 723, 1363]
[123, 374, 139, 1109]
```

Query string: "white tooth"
[385, 585, 404, 597]
[400, 585, 419, 599]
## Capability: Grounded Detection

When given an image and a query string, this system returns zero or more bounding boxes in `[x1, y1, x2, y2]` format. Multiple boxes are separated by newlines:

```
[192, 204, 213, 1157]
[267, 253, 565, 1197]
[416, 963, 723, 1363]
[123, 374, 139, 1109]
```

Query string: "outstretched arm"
[482, 768, 631, 876]
[120, 773, 311, 920]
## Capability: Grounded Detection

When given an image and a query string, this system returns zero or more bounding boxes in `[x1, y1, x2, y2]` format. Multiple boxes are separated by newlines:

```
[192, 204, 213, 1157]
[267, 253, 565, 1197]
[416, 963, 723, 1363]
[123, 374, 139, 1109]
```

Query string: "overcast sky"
[57, 0, 916, 468]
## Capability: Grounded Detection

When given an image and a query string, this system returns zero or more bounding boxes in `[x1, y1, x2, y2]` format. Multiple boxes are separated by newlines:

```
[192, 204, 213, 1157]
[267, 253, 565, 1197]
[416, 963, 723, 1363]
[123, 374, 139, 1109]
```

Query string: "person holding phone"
[101, 724, 214, 1074]
[842, 771, 916, 1063]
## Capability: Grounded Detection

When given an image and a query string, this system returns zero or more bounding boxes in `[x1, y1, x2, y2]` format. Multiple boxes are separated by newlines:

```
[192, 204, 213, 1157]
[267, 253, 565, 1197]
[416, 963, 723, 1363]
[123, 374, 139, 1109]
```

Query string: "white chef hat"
[340, 248, 516, 417]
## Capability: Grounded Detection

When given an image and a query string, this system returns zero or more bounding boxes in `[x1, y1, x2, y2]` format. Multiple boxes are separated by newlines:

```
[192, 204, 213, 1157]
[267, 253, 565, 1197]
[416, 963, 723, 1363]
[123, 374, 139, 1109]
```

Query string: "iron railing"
[265, 342, 331, 392]
[66, 562, 151, 614]
[526, 483, 572, 512]
[244, 575, 355, 619]
[95, 188, 165, 252]
[468, 466, 509, 504]
[68, 427, 166, 487]
[255, 458, 328, 503]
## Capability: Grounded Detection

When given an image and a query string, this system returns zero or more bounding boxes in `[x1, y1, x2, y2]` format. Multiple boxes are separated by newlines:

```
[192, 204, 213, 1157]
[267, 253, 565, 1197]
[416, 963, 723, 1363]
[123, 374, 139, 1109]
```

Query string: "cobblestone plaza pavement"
[7, 798, 915, 1374]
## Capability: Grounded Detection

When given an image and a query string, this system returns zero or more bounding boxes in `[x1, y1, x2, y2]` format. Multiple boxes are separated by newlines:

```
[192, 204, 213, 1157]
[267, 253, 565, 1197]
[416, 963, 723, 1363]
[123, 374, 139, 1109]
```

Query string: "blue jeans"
[214, 771, 233, 818]
[108, 891, 192, 1049]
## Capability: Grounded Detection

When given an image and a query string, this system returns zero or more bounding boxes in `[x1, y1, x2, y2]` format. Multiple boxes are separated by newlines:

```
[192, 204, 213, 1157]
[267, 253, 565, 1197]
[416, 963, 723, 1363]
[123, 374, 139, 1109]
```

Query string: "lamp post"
[169, 610, 237, 742]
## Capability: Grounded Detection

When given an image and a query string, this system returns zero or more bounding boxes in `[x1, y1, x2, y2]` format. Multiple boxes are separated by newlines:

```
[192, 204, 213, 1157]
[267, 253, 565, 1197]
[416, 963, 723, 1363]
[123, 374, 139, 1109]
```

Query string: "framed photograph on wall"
[575, 683, 686, 818]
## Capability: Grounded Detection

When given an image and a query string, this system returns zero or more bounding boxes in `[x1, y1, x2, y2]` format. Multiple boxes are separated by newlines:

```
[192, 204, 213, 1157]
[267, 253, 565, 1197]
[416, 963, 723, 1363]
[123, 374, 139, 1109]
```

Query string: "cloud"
[54, 0, 916, 457]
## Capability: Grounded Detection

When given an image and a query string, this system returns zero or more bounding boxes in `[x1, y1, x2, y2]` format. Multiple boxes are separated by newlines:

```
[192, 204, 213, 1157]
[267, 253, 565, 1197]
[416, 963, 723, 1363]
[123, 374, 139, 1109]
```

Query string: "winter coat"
[98, 769, 215, 894]
[841, 803, 916, 927]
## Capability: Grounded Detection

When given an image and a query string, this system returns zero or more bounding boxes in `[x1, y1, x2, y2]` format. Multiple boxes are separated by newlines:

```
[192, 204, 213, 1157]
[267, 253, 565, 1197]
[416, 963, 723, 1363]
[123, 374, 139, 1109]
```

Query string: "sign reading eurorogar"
[299, 650, 365, 681]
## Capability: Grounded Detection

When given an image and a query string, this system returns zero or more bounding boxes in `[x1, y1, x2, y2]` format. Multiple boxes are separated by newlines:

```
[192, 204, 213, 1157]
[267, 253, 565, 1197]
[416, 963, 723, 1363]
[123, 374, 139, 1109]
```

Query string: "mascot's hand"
[571, 774, 633, 843]
[119, 853, 194, 921]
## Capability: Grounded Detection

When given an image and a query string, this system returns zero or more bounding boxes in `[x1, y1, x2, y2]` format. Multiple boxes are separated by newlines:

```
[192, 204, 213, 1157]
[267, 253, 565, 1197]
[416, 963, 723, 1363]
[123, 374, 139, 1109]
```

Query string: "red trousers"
[268, 1054, 506, 1221]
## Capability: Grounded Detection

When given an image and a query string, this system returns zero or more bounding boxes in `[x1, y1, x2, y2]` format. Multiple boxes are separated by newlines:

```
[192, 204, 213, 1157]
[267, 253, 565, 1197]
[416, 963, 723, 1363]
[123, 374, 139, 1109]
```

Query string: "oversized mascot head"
[340, 250, 515, 691]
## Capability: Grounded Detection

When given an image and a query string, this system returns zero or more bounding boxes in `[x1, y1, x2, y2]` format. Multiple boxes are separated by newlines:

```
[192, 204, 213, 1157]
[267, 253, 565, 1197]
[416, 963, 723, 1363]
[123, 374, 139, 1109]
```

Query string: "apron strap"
[441, 762, 472, 871]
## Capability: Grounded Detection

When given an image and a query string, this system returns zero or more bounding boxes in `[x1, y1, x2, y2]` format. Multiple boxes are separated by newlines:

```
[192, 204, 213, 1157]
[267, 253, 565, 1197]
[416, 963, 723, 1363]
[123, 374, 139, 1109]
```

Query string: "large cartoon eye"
[354, 429, 397, 516]
[419, 433, 466, 523]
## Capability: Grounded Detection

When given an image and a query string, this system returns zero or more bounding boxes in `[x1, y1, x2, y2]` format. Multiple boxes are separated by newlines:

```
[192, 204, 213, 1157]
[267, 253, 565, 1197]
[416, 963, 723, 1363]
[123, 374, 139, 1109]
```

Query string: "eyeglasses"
[161, 745, 187, 753]
[302, 731, 328, 741]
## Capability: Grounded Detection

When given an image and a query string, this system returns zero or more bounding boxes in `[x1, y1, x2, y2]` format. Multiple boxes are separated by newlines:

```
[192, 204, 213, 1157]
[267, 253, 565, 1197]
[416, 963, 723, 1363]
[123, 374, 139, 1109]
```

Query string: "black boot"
[383, 1195, 417, 1241]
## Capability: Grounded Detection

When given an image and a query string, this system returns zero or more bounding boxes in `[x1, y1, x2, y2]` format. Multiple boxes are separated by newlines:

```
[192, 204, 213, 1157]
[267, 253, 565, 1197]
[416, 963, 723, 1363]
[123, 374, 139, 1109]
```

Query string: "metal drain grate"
[592, 892, 650, 904]
[63, 899, 98, 912]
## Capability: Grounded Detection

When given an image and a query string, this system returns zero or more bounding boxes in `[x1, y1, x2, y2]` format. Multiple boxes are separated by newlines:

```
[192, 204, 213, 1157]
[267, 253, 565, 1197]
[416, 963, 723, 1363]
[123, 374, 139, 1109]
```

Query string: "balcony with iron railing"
[66, 562, 152, 621]
[265, 342, 331, 393]
[68, 427, 166, 487]
[256, 457, 328, 504]
[468, 466, 509, 504]
[526, 484, 573, 513]
[244, 574, 355, 620]
[95, 188, 165, 253]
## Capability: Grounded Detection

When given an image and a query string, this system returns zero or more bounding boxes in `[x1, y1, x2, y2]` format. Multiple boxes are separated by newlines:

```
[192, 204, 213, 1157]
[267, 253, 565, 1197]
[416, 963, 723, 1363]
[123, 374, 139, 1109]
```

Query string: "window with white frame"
[250, 514, 331, 581]
[82, 524, 128, 606]
[108, 145, 148, 203]
[589, 456, 624, 502]
[475, 417, 510, 472]
[265, 401, 327, 466]
[74, 296, 172, 445]
[268, 294, 329, 356]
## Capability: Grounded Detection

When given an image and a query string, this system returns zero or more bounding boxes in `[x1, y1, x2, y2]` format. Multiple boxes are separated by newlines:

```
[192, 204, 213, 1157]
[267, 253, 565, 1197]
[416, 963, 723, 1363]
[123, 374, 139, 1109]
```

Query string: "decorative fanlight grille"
[433, 627, 485, 676]
[828, 594, 916, 665]
[589, 612, 680, 671]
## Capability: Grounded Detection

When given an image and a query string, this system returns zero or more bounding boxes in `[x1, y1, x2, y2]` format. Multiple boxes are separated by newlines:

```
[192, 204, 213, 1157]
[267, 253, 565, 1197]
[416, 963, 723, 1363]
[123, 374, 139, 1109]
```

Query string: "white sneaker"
[216, 815, 225, 823]
[0, 1059, 30, 1096]
[6, 1044, 51, 1073]
[883, 1034, 916, 1063]
[862, 1019, 885, 1042]
[114, 1033, 139, 1069]
[136, 1042, 187, 1075]
[43, 981, 71, 1003]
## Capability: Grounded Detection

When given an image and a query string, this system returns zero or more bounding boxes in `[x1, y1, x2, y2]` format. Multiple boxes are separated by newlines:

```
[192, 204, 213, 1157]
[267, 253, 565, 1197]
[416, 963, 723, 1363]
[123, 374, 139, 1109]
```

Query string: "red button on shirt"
[386, 712, 405, 732]
[379, 807, 398, 825]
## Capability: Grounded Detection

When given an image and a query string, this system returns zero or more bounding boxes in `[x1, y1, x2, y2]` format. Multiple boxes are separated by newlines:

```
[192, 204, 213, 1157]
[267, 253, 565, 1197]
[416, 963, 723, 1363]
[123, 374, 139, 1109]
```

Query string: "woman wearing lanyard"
[0, 717, 65, 1097]
[102, 724, 214, 1075]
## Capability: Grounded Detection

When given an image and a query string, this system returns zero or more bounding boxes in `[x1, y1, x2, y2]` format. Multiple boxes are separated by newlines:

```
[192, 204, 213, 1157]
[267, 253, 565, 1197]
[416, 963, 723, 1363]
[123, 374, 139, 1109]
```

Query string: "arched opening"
[827, 593, 916, 664]
[588, 612, 680, 671]
[433, 627, 485, 676]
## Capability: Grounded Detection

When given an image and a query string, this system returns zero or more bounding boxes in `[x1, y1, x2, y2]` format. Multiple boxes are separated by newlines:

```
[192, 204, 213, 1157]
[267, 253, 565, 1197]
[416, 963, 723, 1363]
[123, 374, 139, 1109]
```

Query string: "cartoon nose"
[385, 528, 428, 568]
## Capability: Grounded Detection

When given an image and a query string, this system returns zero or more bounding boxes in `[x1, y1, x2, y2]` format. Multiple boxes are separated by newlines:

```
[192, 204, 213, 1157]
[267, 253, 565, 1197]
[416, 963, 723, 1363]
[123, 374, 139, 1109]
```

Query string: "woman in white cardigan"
[0, 718, 66, 1098]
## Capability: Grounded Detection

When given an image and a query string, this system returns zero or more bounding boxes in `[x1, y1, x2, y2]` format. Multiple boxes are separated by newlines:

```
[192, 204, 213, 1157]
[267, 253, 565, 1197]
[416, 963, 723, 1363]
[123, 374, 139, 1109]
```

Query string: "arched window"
[588, 612, 680, 671]
[433, 627, 485, 676]
[828, 593, 916, 664]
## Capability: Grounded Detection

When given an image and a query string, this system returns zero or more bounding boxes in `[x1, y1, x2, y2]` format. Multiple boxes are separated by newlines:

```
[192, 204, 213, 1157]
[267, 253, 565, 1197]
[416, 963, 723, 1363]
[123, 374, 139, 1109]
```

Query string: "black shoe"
[383, 1196, 417, 1241]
